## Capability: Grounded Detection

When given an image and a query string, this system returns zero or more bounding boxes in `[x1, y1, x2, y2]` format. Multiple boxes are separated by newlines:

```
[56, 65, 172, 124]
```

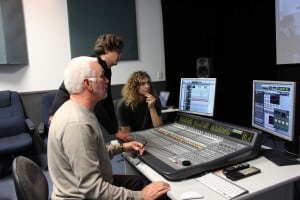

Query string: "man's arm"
[94, 100, 132, 142]
[63, 124, 141, 199]
[94, 101, 118, 134]
[115, 99, 131, 132]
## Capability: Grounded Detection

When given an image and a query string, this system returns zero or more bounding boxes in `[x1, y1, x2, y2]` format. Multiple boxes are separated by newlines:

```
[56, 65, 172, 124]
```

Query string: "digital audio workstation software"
[252, 80, 296, 141]
[179, 78, 216, 116]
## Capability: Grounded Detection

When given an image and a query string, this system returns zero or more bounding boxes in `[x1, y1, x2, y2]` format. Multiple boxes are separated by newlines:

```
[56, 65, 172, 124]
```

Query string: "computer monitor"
[252, 80, 296, 142]
[178, 78, 216, 117]
[252, 80, 300, 163]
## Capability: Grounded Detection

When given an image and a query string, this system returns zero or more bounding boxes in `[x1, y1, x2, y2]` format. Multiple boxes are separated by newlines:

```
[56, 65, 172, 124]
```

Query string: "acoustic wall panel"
[67, 0, 138, 60]
[0, 0, 28, 64]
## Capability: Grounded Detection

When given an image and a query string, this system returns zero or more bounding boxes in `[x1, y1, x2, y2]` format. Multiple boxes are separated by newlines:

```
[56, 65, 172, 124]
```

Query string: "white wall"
[0, 0, 165, 92]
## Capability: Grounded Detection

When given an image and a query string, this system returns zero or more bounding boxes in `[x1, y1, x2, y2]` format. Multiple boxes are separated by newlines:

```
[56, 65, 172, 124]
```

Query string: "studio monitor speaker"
[196, 57, 213, 78]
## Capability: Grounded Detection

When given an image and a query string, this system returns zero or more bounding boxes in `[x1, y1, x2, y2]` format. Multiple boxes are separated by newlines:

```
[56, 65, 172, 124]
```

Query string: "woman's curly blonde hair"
[121, 71, 155, 108]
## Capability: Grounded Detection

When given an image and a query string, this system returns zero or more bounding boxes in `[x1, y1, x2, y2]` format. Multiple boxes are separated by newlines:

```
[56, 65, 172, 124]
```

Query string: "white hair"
[64, 56, 98, 94]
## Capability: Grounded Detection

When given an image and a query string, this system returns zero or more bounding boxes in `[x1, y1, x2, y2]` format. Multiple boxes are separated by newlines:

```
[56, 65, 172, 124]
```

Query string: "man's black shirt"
[49, 57, 118, 135]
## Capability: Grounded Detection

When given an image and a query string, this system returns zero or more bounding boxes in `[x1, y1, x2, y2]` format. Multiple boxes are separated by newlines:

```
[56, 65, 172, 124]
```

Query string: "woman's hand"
[145, 94, 156, 109]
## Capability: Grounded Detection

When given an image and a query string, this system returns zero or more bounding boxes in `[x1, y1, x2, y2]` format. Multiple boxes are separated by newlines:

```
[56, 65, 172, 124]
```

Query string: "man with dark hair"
[49, 34, 132, 142]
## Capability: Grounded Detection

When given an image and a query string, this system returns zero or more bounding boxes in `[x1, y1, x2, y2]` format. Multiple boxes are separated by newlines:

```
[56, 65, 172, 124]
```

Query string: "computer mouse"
[180, 191, 204, 200]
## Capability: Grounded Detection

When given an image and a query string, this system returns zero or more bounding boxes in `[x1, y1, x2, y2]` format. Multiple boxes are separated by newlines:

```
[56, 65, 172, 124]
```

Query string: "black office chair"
[12, 156, 49, 200]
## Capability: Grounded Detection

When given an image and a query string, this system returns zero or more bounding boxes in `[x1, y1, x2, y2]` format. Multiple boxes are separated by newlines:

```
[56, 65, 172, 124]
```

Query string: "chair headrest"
[0, 90, 11, 108]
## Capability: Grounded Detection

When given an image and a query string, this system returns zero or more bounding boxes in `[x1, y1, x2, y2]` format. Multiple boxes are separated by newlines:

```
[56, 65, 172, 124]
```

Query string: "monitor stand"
[261, 148, 300, 166]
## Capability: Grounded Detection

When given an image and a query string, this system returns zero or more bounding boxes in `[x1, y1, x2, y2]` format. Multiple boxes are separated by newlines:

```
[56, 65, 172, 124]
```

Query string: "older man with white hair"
[47, 56, 170, 200]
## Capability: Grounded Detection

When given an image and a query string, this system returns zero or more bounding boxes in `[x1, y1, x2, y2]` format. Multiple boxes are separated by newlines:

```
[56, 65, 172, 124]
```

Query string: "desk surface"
[161, 108, 179, 113]
[124, 153, 300, 200]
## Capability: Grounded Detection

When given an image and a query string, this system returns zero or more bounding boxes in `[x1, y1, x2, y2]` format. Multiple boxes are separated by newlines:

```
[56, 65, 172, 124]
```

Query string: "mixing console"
[129, 113, 262, 181]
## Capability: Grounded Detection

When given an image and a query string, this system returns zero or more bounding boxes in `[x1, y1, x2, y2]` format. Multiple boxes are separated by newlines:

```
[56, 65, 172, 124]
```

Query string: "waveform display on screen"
[179, 78, 216, 116]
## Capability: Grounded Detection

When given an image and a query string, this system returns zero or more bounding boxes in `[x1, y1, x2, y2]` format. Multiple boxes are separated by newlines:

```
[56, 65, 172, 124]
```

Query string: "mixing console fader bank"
[128, 113, 262, 181]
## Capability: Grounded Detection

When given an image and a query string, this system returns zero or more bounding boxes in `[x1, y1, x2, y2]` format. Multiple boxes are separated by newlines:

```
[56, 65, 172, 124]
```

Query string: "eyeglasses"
[86, 74, 106, 82]
[87, 78, 97, 83]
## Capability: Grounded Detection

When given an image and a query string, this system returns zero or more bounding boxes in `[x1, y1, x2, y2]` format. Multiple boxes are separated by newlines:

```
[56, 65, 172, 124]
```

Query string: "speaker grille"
[196, 57, 212, 78]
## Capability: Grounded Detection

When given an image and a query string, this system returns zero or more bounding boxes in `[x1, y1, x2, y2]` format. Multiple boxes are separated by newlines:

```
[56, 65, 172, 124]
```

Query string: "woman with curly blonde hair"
[117, 71, 163, 133]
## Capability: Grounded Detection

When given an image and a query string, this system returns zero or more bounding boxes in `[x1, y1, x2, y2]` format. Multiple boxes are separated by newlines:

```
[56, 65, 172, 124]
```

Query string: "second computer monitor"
[252, 80, 297, 142]
[179, 78, 217, 117]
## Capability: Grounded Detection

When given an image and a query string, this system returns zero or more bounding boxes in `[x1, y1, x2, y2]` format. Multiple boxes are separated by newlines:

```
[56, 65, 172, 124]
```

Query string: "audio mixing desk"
[127, 113, 262, 181]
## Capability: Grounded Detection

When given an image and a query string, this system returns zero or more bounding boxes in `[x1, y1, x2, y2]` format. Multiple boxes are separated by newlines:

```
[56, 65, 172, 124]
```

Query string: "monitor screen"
[159, 91, 170, 108]
[178, 78, 216, 116]
[252, 80, 296, 141]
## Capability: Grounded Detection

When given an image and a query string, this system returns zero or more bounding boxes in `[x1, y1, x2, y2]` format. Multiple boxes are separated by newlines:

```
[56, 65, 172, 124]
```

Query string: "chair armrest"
[37, 122, 45, 135]
[25, 118, 35, 133]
